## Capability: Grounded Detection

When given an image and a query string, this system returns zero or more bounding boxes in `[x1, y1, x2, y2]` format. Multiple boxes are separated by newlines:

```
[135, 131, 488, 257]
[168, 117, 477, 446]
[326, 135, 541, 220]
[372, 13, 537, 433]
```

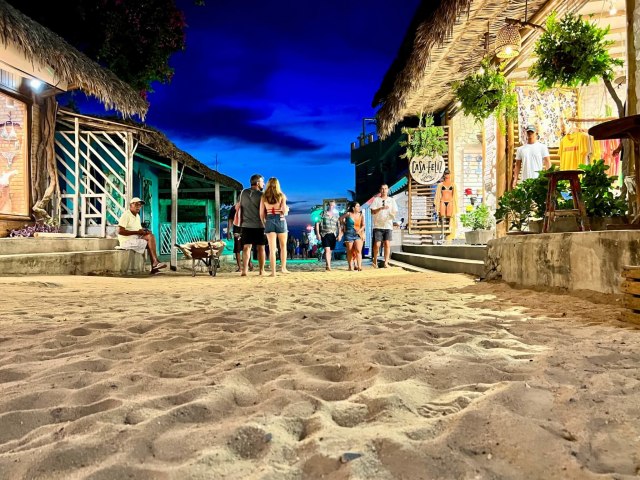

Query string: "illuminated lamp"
[29, 78, 43, 91]
[495, 24, 521, 59]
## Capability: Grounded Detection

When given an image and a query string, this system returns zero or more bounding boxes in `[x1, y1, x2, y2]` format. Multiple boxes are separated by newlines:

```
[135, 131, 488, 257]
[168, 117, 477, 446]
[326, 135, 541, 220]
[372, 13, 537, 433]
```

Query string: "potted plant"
[460, 203, 494, 244]
[579, 159, 627, 230]
[529, 13, 624, 117]
[399, 114, 447, 160]
[495, 179, 535, 233]
[453, 59, 518, 132]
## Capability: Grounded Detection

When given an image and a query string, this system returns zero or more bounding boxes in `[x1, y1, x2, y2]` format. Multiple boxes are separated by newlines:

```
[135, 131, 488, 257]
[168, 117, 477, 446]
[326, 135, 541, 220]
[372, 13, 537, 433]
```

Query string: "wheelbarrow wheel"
[211, 257, 219, 277]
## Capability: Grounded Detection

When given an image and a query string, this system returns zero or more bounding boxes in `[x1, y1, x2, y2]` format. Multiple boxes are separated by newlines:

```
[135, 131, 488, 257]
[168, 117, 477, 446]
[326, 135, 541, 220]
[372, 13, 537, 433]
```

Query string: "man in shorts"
[315, 200, 342, 271]
[239, 174, 266, 276]
[370, 184, 398, 268]
[117, 197, 166, 274]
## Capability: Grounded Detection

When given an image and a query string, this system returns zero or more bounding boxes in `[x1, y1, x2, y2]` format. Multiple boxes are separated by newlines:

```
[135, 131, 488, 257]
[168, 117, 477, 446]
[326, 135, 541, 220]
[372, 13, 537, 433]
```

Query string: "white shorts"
[118, 238, 147, 254]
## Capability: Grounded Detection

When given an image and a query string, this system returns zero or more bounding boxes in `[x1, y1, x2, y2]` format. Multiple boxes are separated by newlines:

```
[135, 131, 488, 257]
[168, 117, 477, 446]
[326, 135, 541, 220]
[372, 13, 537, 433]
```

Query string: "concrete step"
[392, 251, 485, 277]
[402, 244, 487, 261]
[0, 250, 146, 276]
[0, 238, 118, 255]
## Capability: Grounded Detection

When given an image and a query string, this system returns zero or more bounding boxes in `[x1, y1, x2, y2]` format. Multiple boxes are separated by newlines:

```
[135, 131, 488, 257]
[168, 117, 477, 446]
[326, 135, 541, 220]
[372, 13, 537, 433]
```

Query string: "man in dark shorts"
[239, 173, 266, 276]
[315, 200, 342, 271]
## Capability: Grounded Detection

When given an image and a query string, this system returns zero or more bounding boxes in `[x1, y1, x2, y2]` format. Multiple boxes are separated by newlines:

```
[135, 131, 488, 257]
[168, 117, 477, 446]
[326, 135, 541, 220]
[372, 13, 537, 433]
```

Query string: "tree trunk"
[603, 77, 625, 118]
[32, 98, 58, 222]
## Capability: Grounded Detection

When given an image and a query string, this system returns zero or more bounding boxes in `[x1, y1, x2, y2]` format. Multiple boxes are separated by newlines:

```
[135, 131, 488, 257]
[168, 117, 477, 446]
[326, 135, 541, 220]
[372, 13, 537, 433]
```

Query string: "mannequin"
[434, 170, 456, 243]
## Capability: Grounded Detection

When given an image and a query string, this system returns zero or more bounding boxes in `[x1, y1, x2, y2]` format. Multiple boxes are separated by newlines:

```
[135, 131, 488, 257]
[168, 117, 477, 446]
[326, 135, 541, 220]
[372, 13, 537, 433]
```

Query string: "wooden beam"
[214, 181, 221, 241]
[170, 158, 178, 271]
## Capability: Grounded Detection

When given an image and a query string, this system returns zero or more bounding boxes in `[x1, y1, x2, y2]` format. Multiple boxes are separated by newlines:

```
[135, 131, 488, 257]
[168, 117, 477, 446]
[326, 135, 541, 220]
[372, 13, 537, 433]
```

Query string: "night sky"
[80, 1, 420, 233]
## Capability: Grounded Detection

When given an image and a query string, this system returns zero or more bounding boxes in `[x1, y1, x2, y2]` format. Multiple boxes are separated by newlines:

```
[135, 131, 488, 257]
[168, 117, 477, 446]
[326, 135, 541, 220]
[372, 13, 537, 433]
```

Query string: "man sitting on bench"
[117, 197, 166, 274]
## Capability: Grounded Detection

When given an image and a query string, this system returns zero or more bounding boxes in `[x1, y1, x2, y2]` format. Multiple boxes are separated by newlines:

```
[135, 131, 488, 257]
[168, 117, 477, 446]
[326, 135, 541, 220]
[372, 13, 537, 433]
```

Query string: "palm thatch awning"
[0, 0, 148, 118]
[374, 0, 588, 138]
[58, 110, 242, 190]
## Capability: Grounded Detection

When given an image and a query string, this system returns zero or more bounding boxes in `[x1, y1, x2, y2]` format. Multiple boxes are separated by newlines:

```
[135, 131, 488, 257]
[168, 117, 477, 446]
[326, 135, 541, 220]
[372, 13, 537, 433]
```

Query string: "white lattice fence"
[160, 222, 207, 255]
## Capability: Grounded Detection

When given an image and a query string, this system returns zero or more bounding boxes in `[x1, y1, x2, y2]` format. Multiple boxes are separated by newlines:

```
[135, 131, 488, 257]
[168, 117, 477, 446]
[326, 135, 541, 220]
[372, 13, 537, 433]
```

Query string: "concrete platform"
[401, 244, 487, 261]
[0, 237, 118, 255]
[392, 251, 485, 277]
[485, 231, 640, 294]
[0, 250, 146, 276]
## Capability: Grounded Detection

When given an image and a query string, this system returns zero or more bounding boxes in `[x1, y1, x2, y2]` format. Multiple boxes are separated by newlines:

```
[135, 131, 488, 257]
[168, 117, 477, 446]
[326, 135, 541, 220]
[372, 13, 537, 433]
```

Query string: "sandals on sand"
[150, 262, 167, 275]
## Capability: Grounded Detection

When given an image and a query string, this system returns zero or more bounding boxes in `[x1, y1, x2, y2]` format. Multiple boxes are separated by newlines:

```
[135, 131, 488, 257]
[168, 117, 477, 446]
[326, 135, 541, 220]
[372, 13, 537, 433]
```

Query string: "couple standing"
[236, 174, 289, 277]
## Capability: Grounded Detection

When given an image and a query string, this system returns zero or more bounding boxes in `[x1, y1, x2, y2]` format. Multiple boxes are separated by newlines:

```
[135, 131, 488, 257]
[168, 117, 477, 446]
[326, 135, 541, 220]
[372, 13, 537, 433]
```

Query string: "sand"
[0, 262, 638, 479]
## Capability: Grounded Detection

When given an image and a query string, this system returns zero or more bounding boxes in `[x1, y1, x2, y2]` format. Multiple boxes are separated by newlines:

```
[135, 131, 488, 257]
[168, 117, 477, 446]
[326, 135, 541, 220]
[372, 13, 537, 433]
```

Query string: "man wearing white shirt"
[370, 184, 398, 268]
[513, 124, 551, 187]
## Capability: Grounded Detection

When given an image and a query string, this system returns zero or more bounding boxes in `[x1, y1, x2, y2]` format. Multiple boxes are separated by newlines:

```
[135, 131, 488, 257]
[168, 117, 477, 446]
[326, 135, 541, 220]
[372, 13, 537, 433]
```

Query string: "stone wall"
[452, 112, 483, 238]
[485, 231, 640, 294]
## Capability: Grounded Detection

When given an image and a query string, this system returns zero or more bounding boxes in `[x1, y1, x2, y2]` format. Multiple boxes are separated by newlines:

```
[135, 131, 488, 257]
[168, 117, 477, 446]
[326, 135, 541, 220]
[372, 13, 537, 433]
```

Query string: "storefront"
[374, 0, 630, 241]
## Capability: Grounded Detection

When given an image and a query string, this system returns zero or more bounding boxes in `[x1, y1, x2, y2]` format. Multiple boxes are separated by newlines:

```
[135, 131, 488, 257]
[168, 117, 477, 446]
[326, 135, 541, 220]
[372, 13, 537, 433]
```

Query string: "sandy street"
[0, 264, 638, 479]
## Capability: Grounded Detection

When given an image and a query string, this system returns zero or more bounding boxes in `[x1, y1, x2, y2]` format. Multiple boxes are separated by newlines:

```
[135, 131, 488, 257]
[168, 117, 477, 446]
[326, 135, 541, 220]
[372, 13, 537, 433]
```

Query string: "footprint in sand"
[417, 396, 471, 418]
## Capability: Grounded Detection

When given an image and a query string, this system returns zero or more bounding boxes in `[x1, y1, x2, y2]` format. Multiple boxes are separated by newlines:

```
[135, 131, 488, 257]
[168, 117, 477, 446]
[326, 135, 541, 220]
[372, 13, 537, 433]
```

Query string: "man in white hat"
[513, 124, 551, 188]
[117, 197, 166, 274]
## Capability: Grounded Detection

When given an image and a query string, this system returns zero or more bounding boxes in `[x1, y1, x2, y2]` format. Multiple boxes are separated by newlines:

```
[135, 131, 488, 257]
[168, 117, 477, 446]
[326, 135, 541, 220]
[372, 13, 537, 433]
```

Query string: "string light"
[609, 1, 617, 15]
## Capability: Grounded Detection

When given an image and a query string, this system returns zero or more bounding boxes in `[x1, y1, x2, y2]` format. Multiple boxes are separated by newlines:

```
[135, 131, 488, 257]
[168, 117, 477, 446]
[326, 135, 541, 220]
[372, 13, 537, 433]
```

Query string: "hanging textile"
[515, 87, 578, 148]
[599, 139, 621, 176]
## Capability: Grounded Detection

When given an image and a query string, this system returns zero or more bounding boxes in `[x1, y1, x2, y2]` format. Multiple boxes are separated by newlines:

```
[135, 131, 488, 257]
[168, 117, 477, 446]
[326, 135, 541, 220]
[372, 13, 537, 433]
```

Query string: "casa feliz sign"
[409, 155, 446, 185]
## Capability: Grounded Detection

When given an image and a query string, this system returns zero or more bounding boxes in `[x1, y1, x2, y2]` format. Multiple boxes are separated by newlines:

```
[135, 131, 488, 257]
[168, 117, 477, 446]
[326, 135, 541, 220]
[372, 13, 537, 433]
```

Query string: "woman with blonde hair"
[260, 177, 289, 276]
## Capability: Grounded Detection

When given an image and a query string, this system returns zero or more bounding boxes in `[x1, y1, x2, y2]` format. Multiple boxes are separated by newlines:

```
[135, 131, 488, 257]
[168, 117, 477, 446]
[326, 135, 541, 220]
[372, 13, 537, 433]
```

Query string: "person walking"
[301, 231, 310, 259]
[260, 177, 289, 276]
[340, 201, 365, 271]
[315, 200, 342, 271]
[513, 124, 551, 188]
[370, 184, 398, 268]
[239, 174, 266, 276]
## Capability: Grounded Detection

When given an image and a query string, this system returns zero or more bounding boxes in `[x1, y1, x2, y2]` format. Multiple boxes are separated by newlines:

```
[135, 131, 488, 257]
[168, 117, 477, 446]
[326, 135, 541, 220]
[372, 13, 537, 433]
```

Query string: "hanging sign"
[409, 155, 446, 185]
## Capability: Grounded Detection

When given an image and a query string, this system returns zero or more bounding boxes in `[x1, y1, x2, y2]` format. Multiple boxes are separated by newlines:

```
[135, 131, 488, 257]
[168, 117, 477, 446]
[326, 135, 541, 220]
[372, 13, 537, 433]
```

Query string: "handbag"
[232, 192, 243, 227]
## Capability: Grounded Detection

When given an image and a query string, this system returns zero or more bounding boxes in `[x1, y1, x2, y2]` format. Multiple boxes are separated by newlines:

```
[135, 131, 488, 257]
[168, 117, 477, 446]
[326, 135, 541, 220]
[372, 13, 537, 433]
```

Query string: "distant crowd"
[114, 173, 398, 276]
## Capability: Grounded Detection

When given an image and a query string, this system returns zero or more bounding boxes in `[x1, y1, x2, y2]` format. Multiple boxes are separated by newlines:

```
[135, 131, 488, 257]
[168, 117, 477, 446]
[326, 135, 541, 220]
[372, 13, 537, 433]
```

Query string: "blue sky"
[84, 1, 421, 232]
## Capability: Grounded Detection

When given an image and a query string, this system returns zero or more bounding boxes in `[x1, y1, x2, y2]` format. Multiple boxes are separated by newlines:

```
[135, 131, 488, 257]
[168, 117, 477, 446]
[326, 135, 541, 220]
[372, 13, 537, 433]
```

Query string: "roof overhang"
[0, 40, 68, 90]
[374, 0, 610, 137]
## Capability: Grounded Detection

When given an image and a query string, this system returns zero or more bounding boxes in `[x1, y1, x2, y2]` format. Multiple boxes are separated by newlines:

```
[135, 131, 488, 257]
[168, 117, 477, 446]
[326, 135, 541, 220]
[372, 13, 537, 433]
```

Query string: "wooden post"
[214, 181, 221, 240]
[628, 0, 638, 116]
[73, 117, 80, 237]
[125, 132, 134, 204]
[170, 158, 178, 271]
[496, 117, 507, 238]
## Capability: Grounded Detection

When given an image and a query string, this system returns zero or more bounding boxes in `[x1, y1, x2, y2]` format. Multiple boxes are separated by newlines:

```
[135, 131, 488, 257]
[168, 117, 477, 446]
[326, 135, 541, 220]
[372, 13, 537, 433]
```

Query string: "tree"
[11, 0, 196, 96]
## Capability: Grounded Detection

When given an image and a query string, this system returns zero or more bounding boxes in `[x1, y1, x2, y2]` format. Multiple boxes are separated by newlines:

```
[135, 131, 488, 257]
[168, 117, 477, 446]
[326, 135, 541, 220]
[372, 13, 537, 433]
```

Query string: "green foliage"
[529, 13, 623, 90]
[579, 160, 626, 217]
[14, 0, 194, 95]
[452, 59, 518, 131]
[495, 179, 535, 231]
[496, 161, 626, 230]
[460, 203, 493, 231]
[399, 115, 448, 160]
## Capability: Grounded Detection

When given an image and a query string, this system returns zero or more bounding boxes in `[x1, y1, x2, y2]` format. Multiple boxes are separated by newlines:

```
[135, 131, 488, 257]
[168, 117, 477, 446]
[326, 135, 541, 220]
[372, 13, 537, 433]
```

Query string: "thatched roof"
[0, 0, 148, 118]
[373, 0, 576, 137]
[57, 110, 242, 190]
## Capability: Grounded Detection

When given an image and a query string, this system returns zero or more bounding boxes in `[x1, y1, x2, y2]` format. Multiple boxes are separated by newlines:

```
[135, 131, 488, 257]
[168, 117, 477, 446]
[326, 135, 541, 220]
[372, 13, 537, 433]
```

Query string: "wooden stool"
[542, 170, 590, 233]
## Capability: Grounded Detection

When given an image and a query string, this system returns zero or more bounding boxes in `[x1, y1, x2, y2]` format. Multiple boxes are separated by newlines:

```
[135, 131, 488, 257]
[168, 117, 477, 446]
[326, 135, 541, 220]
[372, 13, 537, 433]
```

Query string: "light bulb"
[504, 46, 513, 55]
[29, 78, 43, 90]
[609, 6, 617, 15]
[478, 67, 485, 75]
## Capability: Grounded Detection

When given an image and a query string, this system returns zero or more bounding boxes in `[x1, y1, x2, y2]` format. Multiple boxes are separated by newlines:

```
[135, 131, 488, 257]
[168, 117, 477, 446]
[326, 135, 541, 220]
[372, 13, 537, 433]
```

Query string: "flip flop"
[152, 263, 167, 270]
[150, 268, 161, 275]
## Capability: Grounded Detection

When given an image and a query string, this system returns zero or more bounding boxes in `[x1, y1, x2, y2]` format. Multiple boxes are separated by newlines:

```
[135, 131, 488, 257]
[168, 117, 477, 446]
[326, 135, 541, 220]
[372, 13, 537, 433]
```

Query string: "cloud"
[147, 103, 324, 153]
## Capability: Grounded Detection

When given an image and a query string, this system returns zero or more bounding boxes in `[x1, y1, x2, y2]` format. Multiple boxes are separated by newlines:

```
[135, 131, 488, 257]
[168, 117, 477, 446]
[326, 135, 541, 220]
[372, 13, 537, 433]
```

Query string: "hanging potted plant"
[399, 114, 447, 160]
[453, 59, 518, 132]
[528, 13, 624, 117]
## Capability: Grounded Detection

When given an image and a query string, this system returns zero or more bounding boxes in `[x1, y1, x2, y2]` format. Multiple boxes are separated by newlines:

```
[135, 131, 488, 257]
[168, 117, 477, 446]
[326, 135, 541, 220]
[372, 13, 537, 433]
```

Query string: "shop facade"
[374, 0, 630, 242]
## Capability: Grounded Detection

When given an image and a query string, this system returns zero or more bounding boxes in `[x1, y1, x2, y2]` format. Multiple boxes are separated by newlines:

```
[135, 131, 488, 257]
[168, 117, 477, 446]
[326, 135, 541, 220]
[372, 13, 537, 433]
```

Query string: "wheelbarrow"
[189, 243, 222, 277]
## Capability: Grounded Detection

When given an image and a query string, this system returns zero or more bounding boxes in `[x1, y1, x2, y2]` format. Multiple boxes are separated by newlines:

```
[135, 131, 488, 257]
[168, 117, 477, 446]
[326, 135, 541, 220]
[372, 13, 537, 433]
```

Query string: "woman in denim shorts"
[259, 177, 289, 276]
